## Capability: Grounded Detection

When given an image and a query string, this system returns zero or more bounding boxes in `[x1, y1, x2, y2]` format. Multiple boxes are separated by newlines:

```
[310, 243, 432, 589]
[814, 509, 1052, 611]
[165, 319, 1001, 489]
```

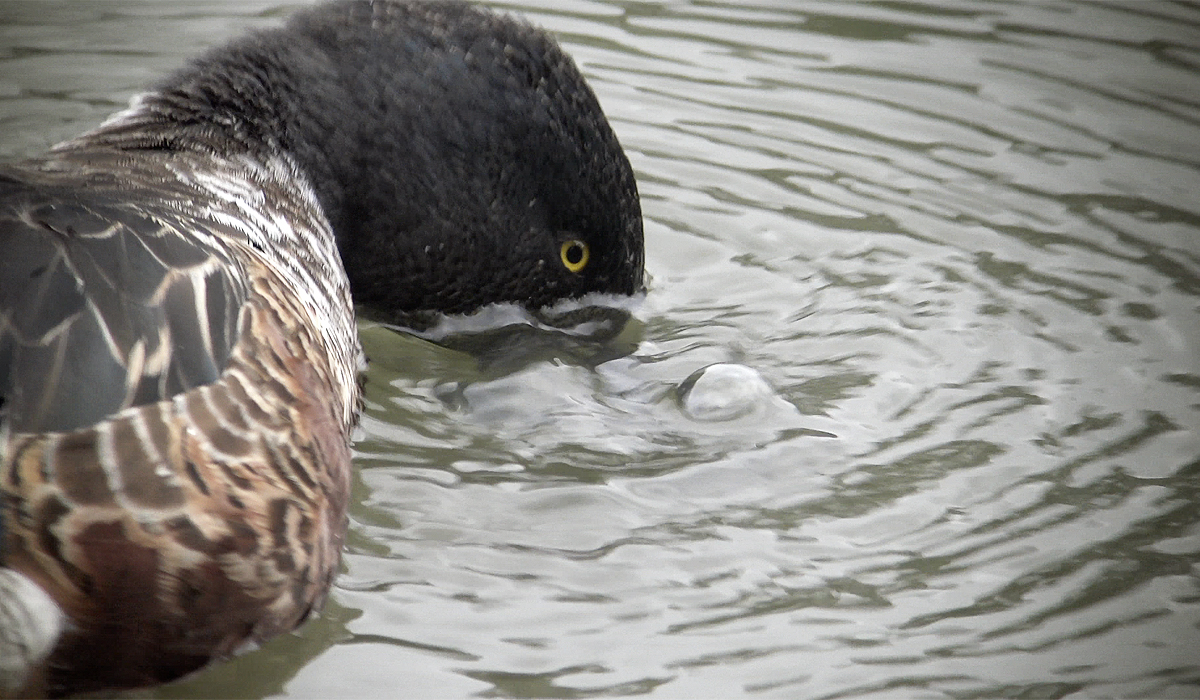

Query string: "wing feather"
[0, 175, 249, 433]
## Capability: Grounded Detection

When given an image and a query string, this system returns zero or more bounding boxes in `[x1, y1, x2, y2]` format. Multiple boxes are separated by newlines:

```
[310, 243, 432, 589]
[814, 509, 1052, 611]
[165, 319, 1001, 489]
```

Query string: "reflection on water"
[3, 0, 1199, 697]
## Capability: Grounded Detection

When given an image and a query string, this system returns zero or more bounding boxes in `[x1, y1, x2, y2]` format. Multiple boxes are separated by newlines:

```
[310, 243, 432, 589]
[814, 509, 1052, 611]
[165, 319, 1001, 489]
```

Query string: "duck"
[0, 0, 644, 695]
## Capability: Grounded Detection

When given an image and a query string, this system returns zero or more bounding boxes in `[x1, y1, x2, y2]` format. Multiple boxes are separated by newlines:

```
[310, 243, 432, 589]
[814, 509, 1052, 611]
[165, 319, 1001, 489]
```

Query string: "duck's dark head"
[129, 0, 643, 318]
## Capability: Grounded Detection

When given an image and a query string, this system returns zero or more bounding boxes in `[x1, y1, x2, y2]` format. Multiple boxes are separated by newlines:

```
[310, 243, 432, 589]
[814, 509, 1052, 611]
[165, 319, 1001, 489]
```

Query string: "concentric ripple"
[3, 1, 1197, 698]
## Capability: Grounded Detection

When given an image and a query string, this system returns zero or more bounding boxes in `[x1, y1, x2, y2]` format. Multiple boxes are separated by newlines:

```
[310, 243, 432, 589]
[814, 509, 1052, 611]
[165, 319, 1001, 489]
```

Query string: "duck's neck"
[61, 29, 353, 242]
[61, 1, 643, 316]
[45, 30, 369, 404]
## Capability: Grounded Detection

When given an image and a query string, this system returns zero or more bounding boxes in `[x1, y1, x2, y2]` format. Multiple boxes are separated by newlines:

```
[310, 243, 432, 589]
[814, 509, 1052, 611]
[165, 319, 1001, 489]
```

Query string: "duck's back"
[0, 150, 359, 695]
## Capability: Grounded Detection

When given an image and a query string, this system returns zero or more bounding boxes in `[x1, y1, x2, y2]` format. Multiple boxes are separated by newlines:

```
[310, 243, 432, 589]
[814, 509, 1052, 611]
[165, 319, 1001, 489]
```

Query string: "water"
[3, 1, 1199, 697]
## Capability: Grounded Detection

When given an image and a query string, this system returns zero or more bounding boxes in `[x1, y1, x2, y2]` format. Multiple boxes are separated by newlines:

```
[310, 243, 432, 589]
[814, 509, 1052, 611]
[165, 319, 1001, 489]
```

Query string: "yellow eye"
[560, 239, 589, 273]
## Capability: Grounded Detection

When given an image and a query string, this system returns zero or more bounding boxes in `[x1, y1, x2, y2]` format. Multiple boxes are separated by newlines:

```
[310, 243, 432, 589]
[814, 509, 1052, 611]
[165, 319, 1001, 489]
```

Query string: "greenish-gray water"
[2, 1, 1198, 697]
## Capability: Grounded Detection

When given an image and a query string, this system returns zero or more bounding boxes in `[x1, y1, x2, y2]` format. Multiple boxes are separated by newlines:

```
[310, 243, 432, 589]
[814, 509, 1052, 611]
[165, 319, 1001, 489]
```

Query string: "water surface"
[2, 1, 1199, 698]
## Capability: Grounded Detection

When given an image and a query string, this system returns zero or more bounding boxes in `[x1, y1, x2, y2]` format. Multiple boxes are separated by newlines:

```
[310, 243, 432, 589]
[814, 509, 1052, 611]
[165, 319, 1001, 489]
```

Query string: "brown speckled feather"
[4, 268, 352, 692]
[1, 148, 361, 696]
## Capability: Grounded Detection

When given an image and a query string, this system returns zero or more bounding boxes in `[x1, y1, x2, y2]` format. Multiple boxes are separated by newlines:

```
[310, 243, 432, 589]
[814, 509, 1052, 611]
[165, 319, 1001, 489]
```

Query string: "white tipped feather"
[0, 570, 64, 693]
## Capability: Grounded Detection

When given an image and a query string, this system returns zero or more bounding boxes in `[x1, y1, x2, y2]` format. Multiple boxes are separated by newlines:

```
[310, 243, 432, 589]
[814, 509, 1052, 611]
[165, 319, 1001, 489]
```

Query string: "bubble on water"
[678, 363, 782, 421]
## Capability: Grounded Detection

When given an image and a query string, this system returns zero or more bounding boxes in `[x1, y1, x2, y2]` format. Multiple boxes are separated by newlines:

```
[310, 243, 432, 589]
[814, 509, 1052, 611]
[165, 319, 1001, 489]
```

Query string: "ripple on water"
[3, 1, 1198, 698]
